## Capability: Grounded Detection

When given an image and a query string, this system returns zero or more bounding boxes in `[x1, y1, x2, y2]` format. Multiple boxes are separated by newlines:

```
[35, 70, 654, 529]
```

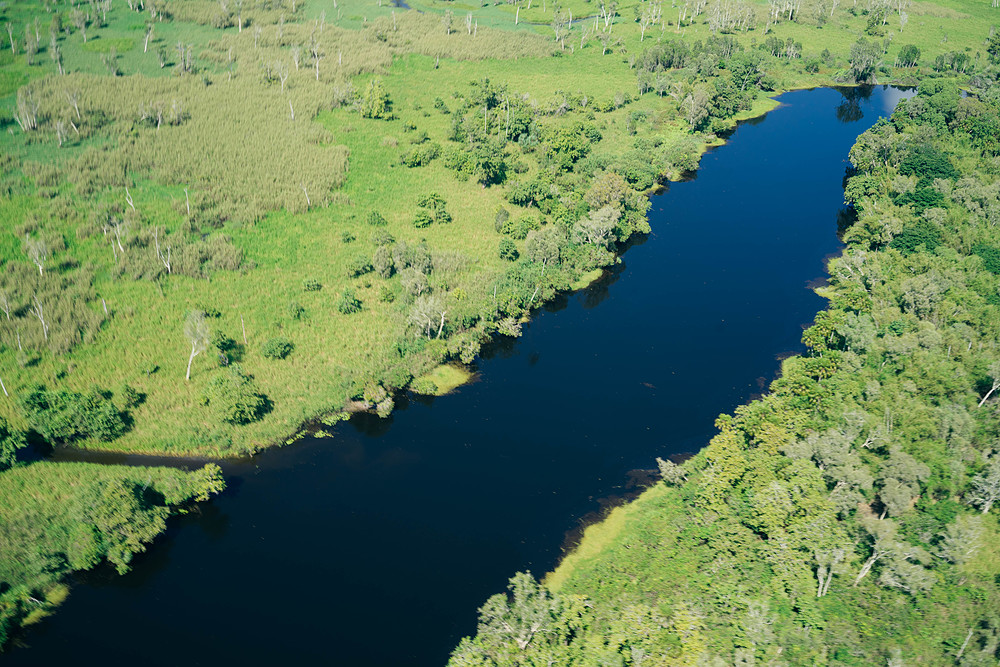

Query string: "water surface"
[7, 86, 907, 666]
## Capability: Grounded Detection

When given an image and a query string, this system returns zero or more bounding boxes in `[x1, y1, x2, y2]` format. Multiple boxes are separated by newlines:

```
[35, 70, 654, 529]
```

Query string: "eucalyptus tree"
[967, 455, 1000, 514]
[25, 236, 47, 275]
[184, 310, 210, 381]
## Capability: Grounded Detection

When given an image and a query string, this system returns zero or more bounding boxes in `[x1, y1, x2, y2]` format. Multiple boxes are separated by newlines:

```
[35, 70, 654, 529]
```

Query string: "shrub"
[401, 143, 441, 167]
[414, 193, 452, 227]
[413, 208, 434, 229]
[261, 337, 293, 359]
[371, 229, 395, 246]
[338, 289, 362, 314]
[495, 207, 511, 233]
[346, 253, 374, 278]
[202, 366, 267, 425]
[374, 245, 395, 278]
[303, 278, 322, 291]
[287, 301, 305, 320]
[411, 377, 438, 394]
[367, 210, 388, 226]
[0, 418, 26, 472]
[509, 215, 541, 240]
[120, 384, 143, 408]
[211, 330, 237, 353]
[499, 238, 519, 261]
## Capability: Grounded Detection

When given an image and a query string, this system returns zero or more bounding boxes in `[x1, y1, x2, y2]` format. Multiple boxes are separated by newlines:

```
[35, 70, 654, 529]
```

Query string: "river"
[6, 85, 909, 666]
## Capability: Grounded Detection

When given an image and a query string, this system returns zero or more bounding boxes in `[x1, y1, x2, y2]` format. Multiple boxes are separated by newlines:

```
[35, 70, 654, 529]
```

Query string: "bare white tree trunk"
[186, 343, 199, 380]
[978, 380, 999, 407]
[154, 226, 171, 273]
[956, 628, 974, 660]
[31, 295, 48, 341]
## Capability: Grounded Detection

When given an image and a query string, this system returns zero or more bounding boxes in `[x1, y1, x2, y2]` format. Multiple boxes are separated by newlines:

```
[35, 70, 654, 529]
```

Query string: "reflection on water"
[7, 86, 912, 667]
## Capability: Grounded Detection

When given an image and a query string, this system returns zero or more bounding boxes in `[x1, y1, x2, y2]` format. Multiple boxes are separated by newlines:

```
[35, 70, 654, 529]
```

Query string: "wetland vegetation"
[1, 0, 999, 660]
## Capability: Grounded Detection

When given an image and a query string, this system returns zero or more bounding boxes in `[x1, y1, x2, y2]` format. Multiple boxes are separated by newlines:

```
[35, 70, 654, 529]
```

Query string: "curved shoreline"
[48, 81, 867, 464]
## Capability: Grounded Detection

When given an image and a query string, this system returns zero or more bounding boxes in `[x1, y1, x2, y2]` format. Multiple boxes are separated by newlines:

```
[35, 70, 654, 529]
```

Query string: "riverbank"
[2, 0, 988, 460]
[5, 83, 935, 665]
[1, 0, 995, 655]
[452, 77, 1000, 665]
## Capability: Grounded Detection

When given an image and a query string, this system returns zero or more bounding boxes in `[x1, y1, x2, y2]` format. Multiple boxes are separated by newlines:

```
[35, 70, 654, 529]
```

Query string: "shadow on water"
[7, 86, 913, 667]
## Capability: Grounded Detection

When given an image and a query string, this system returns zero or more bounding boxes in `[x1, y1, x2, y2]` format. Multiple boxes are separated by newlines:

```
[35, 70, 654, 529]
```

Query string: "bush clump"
[499, 238, 519, 261]
[20, 385, 129, 444]
[338, 289, 362, 314]
[202, 366, 267, 425]
[261, 337, 293, 359]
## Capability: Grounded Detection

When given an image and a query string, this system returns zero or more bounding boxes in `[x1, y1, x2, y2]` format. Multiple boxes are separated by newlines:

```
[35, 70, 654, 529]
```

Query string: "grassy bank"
[1, 0, 997, 652]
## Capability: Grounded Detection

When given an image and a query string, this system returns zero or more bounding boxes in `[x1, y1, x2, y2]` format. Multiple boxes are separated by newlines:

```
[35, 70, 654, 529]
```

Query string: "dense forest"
[0, 0, 997, 655]
[451, 75, 1000, 666]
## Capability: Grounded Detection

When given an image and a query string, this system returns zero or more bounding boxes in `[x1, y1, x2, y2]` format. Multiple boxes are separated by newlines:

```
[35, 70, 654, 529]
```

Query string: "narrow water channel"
[7, 86, 909, 666]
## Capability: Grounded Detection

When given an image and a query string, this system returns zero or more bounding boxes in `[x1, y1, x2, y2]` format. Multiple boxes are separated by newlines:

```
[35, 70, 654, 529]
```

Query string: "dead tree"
[66, 89, 81, 120]
[184, 310, 209, 381]
[310, 37, 323, 81]
[25, 236, 47, 275]
[50, 33, 63, 74]
[276, 60, 289, 93]
[14, 89, 39, 132]
[153, 226, 172, 273]
[72, 9, 87, 42]
[0, 290, 11, 321]
[30, 295, 48, 341]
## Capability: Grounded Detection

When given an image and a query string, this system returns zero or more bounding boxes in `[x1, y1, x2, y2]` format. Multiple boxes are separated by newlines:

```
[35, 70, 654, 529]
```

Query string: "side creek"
[7, 85, 910, 666]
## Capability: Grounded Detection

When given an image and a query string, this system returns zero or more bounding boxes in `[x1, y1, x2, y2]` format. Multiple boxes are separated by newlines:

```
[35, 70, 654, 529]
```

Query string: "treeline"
[0, 445, 224, 647]
[449, 75, 1000, 666]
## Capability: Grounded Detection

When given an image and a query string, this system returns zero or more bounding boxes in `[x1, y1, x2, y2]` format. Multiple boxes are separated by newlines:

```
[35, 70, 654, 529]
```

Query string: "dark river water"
[6, 86, 909, 666]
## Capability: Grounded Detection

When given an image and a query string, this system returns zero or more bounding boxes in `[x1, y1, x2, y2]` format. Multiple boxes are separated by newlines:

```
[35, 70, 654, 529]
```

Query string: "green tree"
[202, 365, 267, 425]
[0, 418, 25, 472]
[360, 77, 391, 119]
[88, 480, 169, 574]
[849, 38, 883, 83]
[476, 572, 561, 652]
